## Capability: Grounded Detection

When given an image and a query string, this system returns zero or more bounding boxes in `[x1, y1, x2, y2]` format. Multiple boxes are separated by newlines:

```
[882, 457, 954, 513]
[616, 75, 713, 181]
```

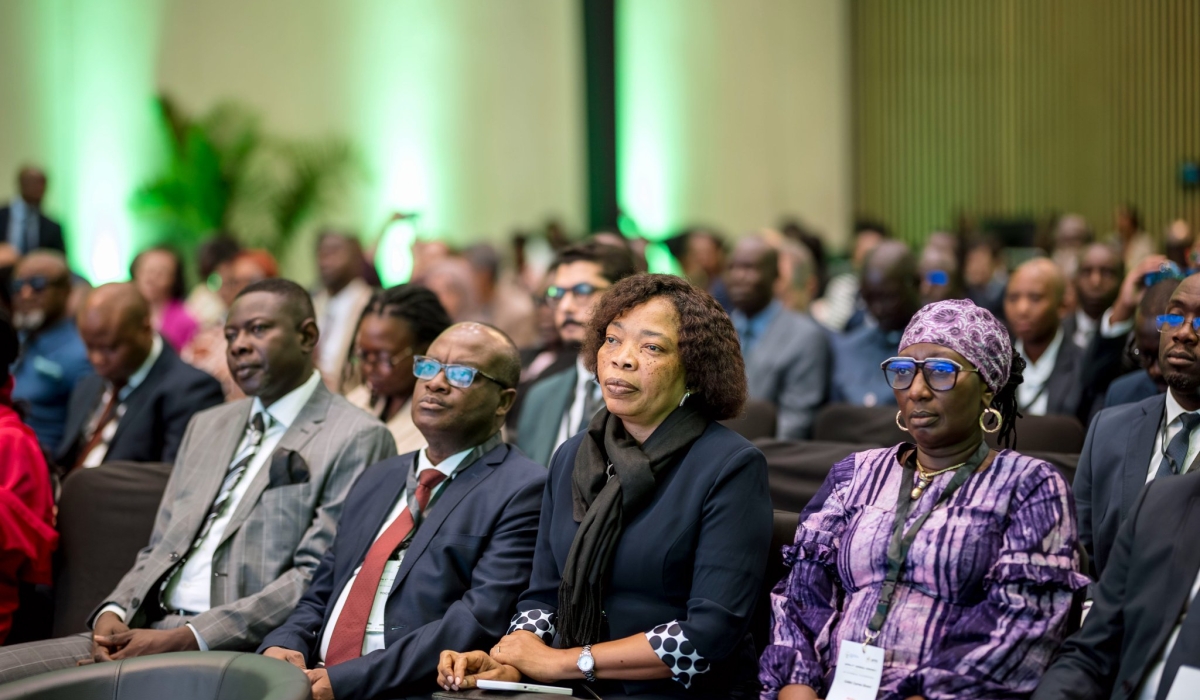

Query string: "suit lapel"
[389, 445, 505, 595]
[533, 368, 576, 462]
[217, 386, 329, 549]
[345, 456, 413, 583]
[108, 347, 173, 453]
[62, 377, 104, 457]
[746, 311, 786, 369]
[181, 401, 252, 539]
[1046, 339, 1080, 415]
[1124, 396, 1166, 517]
[1146, 492, 1200, 665]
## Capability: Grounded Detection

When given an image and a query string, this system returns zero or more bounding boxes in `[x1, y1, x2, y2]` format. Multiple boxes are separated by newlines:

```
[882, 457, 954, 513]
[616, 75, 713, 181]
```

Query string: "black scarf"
[556, 403, 709, 647]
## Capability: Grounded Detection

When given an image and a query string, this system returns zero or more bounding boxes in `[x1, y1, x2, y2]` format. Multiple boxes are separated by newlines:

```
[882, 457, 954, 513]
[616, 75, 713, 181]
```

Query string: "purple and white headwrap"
[898, 298, 1012, 393]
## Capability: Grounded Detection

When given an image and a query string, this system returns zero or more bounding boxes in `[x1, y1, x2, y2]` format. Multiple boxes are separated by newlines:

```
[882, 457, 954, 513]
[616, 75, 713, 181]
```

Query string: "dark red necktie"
[324, 468, 447, 665]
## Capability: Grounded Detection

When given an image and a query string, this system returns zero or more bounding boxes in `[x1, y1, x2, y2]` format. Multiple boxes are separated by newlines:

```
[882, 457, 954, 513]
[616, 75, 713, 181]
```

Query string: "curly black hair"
[582, 273, 746, 421]
[990, 349, 1026, 449]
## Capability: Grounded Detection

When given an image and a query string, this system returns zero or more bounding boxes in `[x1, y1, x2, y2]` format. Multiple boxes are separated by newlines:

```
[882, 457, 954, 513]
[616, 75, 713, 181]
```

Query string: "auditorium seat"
[756, 439, 861, 512]
[814, 403, 1087, 454]
[752, 510, 800, 655]
[52, 462, 173, 637]
[0, 651, 308, 700]
[720, 398, 778, 441]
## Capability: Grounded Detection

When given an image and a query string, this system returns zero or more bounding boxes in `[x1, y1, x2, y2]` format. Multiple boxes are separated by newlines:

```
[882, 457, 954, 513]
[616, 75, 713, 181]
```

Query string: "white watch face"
[578, 653, 595, 673]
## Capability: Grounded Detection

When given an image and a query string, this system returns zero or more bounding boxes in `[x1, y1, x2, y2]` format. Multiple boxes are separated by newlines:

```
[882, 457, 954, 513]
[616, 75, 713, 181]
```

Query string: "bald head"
[17, 166, 47, 207]
[412, 322, 520, 461]
[862, 240, 921, 332]
[77, 283, 155, 384]
[1005, 258, 1066, 345]
[727, 235, 780, 315]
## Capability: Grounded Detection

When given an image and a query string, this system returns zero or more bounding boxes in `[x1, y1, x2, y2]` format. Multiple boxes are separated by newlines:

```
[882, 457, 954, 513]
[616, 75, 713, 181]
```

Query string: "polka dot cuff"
[646, 620, 709, 688]
[507, 609, 556, 644]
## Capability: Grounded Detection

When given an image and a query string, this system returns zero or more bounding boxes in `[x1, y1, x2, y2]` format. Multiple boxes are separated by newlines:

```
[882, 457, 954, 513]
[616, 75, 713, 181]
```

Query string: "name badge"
[365, 560, 401, 633]
[826, 639, 884, 700]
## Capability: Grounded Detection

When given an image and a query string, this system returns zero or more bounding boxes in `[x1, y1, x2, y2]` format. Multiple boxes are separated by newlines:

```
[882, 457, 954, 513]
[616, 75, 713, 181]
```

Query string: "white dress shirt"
[554, 357, 599, 450]
[1073, 308, 1099, 350]
[81, 335, 163, 468]
[1138, 570, 1200, 700]
[1016, 328, 1065, 416]
[1145, 390, 1200, 483]
[316, 446, 470, 661]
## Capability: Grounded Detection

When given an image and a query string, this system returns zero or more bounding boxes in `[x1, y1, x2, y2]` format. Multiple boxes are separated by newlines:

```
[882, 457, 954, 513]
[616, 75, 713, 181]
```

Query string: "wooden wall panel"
[854, 0, 1200, 247]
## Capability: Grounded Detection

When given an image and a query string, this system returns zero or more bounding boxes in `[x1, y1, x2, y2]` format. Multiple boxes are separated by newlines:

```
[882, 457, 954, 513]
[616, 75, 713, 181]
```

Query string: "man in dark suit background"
[0, 167, 65, 256]
[56, 283, 225, 469]
[727, 235, 829, 439]
[260, 322, 545, 700]
[1075, 273, 1200, 580]
[514, 242, 636, 466]
[1004, 257, 1085, 417]
[1034, 469, 1200, 700]
[1104, 278, 1180, 409]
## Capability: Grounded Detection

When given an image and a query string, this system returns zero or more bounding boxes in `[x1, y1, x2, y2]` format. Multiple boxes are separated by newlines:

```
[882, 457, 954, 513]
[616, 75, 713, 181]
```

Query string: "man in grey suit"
[514, 242, 636, 466]
[0, 279, 396, 681]
[727, 235, 829, 439]
[1075, 273, 1200, 581]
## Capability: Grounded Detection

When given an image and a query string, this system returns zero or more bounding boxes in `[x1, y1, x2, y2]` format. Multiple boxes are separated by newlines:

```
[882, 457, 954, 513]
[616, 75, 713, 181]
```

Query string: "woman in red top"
[0, 311, 56, 643]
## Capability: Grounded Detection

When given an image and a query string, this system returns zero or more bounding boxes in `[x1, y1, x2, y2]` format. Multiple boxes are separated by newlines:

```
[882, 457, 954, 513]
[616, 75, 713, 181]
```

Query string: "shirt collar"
[118, 334, 163, 399]
[1075, 309, 1098, 335]
[418, 443, 475, 478]
[250, 370, 322, 430]
[1017, 327, 1065, 371]
[1165, 387, 1200, 427]
[732, 299, 782, 338]
[573, 356, 593, 392]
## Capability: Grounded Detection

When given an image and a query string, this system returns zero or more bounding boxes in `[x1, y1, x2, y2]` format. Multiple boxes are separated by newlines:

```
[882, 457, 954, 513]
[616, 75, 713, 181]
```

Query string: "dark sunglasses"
[413, 355, 510, 389]
[11, 275, 63, 294]
[546, 283, 607, 303]
[881, 357, 979, 392]
[1157, 314, 1200, 333]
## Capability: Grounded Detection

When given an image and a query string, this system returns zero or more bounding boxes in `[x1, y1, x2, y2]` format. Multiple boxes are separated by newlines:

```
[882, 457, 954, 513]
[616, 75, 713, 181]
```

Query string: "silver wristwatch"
[577, 644, 596, 682]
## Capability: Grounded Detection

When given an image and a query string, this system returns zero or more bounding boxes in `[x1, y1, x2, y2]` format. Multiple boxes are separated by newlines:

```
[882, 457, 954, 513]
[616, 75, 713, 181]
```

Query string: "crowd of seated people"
[4, 162, 1200, 699]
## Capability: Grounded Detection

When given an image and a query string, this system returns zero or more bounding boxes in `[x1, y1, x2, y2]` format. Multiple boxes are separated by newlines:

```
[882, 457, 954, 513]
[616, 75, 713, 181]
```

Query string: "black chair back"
[0, 651, 309, 700]
[720, 399, 779, 441]
[53, 462, 173, 637]
[757, 439, 862, 512]
[751, 510, 801, 656]
[813, 404, 907, 446]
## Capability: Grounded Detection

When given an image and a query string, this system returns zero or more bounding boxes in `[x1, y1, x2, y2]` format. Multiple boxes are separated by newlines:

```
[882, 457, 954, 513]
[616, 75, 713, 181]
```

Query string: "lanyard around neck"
[864, 440, 990, 644]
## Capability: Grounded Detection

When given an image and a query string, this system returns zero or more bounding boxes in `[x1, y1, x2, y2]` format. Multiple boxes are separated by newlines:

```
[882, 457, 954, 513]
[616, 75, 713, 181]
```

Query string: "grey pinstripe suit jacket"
[90, 381, 396, 651]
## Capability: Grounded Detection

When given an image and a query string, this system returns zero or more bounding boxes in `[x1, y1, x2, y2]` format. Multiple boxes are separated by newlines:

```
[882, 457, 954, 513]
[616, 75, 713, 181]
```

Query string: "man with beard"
[513, 242, 636, 466]
[727, 235, 828, 439]
[1075, 273, 1200, 580]
[10, 250, 92, 450]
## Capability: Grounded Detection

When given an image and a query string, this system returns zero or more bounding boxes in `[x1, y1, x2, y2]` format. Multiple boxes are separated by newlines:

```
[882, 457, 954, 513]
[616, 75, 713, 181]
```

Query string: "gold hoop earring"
[980, 407, 1002, 434]
[896, 411, 910, 432]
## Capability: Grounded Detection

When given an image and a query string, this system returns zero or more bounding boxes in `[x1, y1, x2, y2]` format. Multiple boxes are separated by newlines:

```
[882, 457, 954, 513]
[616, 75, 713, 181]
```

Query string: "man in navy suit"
[0, 167, 65, 255]
[1075, 273, 1200, 580]
[57, 284, 224, 469]
[259, 322, 545, 700]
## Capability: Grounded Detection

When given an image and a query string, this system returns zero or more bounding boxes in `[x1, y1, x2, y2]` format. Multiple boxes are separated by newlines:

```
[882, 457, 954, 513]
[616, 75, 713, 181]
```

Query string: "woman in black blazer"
[439, 274, 773, 698]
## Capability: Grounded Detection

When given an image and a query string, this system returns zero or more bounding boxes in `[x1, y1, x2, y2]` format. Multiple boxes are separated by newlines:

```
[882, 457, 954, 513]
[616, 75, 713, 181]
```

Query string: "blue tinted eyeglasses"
[881, 357, 979, 392]
[412, 355, 510, 389]
[1156, 314, 1200, 333]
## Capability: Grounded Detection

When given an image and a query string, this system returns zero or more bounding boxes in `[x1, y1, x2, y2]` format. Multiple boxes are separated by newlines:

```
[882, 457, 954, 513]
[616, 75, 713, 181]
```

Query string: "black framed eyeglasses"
[353, 347, 414, 371]
[1156, 314, 1200, 334]
[413, 355, 510, 389]
[881, 357, 979, 392]
[545, 283, 607, 303]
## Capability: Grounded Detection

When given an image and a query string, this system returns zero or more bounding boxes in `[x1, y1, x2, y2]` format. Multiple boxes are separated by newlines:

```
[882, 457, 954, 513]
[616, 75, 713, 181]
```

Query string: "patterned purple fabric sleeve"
[895, 465, 1091, 699]
[758, 453, 858, 697]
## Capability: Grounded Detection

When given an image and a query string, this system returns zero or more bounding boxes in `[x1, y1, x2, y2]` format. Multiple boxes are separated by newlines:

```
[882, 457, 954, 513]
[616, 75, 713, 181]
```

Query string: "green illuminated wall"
[617, 0, 852, 247]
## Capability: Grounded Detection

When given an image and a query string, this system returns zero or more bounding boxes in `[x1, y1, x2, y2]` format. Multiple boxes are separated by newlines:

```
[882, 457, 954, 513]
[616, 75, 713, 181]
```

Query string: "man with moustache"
[9, 250, 92, 450]
[0, 279, 396, 681]
[1075, 273, 1200, 580]
[514, 242, 636, 466]
[259, 323, 545, 700]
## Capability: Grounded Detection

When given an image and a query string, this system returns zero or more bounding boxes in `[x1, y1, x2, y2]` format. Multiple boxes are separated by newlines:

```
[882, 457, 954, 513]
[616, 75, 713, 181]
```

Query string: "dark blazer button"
[169, 551, 180, 561]
[131, 597, 140, 608]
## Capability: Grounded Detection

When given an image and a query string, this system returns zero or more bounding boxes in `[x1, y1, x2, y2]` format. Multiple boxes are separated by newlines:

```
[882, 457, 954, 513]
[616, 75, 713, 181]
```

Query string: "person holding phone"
[438, 274, 773, 698]
[760, 298, 1088, 700]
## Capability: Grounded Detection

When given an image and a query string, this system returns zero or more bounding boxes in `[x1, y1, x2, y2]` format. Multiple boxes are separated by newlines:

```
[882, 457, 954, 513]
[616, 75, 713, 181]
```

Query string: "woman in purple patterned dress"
[760, 298, 1090, 700]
